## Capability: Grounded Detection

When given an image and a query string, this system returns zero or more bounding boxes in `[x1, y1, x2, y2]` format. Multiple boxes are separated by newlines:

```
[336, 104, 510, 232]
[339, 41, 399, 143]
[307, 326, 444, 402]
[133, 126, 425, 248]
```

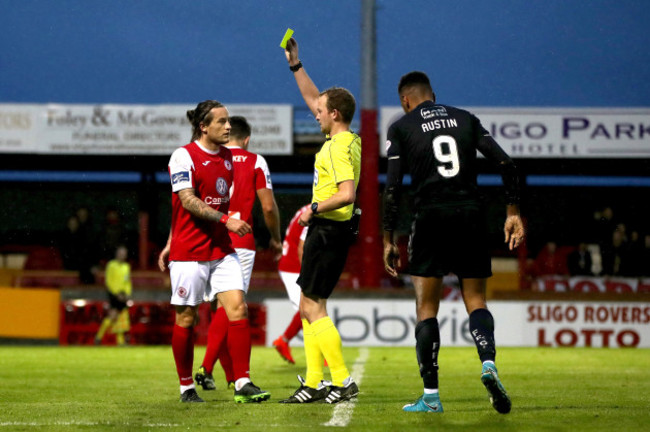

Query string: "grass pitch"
[0, 345, 648, 431]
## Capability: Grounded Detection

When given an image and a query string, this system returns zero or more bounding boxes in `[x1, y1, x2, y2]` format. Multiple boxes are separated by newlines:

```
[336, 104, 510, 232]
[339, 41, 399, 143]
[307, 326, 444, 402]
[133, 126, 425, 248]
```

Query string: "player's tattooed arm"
[177, 188, 252, 237]
[178, 188, 223, 222]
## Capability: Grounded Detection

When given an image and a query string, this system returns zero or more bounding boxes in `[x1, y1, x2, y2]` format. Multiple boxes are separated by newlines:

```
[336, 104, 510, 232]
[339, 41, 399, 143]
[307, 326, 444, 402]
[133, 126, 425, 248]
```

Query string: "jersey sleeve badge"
[172, 171, 190, 185]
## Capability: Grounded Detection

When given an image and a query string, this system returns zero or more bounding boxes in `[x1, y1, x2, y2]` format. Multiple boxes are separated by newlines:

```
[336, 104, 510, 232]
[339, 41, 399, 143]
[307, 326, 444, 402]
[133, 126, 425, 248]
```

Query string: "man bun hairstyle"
[187, 100, 225, 141]
[398, 71, 435, 101]
[321, 87, 356, 124]
[229, 116, 251, 141]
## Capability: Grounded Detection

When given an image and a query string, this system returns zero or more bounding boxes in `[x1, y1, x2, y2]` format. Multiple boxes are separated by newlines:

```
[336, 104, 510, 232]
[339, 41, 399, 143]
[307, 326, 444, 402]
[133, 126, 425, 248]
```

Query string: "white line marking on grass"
[323, 347, 369, 428]
[0, 421, 180, 427]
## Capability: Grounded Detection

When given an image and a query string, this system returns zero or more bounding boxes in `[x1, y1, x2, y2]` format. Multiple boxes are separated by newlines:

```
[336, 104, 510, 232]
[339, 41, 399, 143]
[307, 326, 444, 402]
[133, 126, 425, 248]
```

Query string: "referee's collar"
[326, 130, 354, 140]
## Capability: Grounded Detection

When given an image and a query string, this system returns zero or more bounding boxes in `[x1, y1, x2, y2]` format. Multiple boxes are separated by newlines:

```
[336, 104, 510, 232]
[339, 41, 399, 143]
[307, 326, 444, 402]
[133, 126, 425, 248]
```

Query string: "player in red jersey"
[195, 116, 282, 391]
[271, 205, 310, 364]
[158, 100, 270, 404]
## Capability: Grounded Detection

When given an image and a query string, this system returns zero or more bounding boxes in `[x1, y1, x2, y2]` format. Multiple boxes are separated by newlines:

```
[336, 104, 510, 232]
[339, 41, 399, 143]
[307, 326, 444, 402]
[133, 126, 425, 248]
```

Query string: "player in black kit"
[383, 71, 525, 414]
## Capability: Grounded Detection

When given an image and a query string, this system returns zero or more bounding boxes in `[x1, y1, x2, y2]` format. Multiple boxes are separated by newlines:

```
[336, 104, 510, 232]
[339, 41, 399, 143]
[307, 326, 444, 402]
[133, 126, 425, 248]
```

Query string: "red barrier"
[59, 300, 266, 346]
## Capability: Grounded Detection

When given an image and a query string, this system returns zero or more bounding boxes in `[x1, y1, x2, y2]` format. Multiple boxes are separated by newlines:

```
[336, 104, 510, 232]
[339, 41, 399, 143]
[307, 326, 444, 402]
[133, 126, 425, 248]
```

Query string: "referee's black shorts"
[408, 203, 492, 279]
[108, 292, 128, 311]
[297, 217, 353, 299]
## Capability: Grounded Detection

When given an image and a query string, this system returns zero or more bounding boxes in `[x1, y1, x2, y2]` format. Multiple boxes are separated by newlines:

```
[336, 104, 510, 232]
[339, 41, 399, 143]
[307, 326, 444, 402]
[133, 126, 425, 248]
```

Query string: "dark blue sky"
[1, 1, 648, 108]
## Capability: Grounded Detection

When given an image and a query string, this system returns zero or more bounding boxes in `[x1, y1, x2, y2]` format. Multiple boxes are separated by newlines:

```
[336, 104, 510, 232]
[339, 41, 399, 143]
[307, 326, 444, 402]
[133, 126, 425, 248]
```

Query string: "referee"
[383, 71, 525, 414]
[279, 36, 361, 404]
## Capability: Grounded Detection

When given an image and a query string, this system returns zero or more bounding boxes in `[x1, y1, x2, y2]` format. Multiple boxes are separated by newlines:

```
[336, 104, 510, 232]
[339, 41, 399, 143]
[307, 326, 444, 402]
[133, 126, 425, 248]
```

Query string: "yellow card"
[280, 28, 294, 49]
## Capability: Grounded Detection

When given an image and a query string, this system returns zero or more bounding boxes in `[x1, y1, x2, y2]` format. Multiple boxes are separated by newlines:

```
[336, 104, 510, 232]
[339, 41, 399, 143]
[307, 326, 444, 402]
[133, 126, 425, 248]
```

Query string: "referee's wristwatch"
[289, 61, 303, 72]
[311, 202, 319, 215]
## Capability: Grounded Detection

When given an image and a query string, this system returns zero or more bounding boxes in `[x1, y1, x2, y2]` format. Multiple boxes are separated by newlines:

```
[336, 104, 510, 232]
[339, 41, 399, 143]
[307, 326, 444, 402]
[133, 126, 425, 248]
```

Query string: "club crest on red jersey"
[216, 178, 228, 196]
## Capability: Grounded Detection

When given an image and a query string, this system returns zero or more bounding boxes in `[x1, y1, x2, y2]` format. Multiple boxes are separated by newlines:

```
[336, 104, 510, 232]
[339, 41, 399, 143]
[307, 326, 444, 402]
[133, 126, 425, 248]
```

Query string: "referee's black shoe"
[279, 375, 329, 403]
[324, 377, 359, 404]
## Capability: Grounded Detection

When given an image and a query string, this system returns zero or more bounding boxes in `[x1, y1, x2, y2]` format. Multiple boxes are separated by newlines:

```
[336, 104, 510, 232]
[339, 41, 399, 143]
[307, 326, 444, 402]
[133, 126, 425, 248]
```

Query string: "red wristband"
[219, 214, 229, 224]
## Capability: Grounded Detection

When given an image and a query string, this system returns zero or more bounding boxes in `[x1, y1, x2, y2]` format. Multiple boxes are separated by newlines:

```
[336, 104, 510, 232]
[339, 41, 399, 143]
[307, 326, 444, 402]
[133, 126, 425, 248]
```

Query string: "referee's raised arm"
[284, 37, 320, 117]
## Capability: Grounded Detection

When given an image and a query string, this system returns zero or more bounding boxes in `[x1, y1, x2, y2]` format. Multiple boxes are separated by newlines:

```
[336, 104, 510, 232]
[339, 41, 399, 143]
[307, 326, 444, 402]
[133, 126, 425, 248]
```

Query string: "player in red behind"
[194, 116, 283, 391]
[271, 205, 310, 364]
[158, 100, 270, 404]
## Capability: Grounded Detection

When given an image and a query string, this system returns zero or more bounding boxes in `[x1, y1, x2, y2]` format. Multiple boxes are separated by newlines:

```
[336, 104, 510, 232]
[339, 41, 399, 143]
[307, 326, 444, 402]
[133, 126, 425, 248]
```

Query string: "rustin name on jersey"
[421, 118, 458, 133]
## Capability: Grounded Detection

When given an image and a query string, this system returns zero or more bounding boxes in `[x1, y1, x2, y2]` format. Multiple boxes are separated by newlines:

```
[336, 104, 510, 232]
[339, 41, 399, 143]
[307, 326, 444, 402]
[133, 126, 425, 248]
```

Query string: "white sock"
[235, 377, 251, 391]
[424, 388, 439, 395]
[180, 383, 195, 394]
[483, 360, 496, 369]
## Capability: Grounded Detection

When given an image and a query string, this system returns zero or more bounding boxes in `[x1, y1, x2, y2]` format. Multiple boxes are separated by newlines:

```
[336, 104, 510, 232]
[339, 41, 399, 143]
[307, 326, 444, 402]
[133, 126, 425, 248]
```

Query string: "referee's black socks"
[469, 308, 496, 363]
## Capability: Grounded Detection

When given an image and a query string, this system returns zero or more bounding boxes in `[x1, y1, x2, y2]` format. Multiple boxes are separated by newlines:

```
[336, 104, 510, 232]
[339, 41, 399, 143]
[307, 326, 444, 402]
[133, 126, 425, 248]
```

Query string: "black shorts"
[408, 204, 492, 279]
[108, 292, 128, 311]
[297, 217, 353, 299]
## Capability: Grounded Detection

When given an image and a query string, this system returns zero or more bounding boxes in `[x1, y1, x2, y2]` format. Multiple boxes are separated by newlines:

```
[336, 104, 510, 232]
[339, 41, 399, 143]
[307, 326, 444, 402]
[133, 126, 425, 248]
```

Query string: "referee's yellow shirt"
[312, 131, 361, 222]
[105, 259, 132, 297]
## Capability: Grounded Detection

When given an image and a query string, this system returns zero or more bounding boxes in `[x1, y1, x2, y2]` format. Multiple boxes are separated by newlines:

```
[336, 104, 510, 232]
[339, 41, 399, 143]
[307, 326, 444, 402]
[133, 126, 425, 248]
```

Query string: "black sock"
[469, 308, 496, 363]
[414, 317, 440, 389]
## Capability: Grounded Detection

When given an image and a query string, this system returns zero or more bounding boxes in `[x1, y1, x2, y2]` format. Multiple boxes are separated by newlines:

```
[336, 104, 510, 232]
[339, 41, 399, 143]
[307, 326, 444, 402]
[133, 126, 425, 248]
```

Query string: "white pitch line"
[0, 421, 180, 427]
[323, 347, 369, 428]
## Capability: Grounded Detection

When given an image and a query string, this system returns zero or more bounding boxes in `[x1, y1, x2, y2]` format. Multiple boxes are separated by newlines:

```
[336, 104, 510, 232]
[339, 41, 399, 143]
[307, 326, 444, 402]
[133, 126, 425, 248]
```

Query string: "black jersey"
[383, 101, 520, 231]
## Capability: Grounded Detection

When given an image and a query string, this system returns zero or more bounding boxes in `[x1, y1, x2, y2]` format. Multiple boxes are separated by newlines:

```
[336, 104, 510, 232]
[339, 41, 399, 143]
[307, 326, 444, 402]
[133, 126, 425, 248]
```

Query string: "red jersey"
[225, 145, 273, 250]
[168, 141, 235, 261]
[278, 205, 309, 273]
